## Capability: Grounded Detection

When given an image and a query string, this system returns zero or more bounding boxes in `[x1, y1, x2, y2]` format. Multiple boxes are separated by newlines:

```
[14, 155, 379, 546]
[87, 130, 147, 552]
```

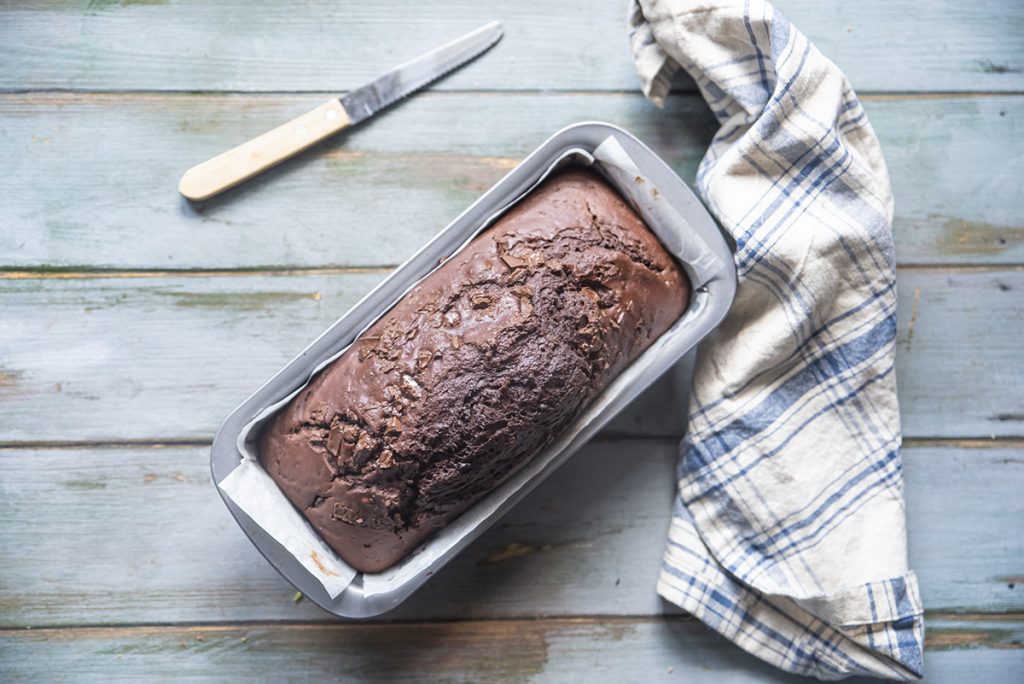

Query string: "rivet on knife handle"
[178, 99, 351, 201]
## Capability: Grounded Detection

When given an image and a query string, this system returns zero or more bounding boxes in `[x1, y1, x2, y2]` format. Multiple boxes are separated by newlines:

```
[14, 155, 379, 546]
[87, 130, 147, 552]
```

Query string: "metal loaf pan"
[211, 122, 737, 618]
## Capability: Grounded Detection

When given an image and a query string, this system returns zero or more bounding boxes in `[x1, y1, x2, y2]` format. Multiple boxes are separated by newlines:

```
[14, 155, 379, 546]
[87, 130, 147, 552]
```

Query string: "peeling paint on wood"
[481, 542, 541, 564]
[926, 623, 1024, 651]
[894, 270, 1023, 438]
[60, 480, 107, 491]
[0, 370, 22, 388]
[0, 94, 1019, 269]
[937, 218, 1024, 256]
[904, 286, 921, 351]
[995, 576, 1024, 586]
[0, 271, 693, 441]
[0, 443, 1020, 626]
[0, 0, 1021, 92]
[156, 289, 323, 310]
[0, 270, 1018, 443]
[0, 617, 1020, 683]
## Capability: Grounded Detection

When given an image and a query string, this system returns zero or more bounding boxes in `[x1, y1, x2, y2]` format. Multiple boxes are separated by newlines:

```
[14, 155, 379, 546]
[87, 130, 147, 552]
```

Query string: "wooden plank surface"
[0, 269, 1019, 444]
[894, 269, 1024, 439]
[3, 0, 1022, 680]
[1, 441, 1019, 627]
[0, 270, 693, 442]
[1, 93, 1019, 270]
[0, 1, 1021, 93]
[0, 618, 1020, 684]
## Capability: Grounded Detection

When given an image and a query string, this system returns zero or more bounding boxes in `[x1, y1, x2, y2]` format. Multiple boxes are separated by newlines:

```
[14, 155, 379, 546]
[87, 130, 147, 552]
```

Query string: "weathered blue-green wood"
[0, 0, 1021, 93]
[2, 0, 1021, 680]
[0, 270, 1018, 443]
[0, 271, 692, 441]
[894, 269, 1023, 439]
[0, 618, 1020, 684]
[0, 94, 1019, 270]
[0, 442, 1019, 626]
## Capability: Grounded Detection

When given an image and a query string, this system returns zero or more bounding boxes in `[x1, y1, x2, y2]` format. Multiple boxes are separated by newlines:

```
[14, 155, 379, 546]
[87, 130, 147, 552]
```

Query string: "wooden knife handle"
[178, 99, 351, 201]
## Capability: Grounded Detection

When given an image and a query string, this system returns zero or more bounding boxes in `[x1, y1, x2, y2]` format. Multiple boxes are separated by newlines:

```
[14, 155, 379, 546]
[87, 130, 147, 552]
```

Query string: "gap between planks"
[0, 266, 396, 280]
[0, 613, 1019, 650]
[2, 263, 1023, 280]
[2, 616, 708, 635]
[0, 88, 1023, 99]
[1, 436, 1022, 452]
[0, 612, 1018, 632]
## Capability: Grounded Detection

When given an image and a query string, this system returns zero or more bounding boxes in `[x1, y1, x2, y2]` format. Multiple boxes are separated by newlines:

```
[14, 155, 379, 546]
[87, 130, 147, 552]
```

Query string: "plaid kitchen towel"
[628, 0, 924, 679]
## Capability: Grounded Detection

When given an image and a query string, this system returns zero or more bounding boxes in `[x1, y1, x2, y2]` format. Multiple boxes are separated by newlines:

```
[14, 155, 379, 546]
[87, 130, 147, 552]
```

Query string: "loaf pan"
[210, 122, 737, 618]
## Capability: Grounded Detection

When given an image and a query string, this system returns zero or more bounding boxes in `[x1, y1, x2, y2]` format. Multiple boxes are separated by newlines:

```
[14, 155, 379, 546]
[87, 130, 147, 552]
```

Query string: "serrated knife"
[178, 21, 503, 201]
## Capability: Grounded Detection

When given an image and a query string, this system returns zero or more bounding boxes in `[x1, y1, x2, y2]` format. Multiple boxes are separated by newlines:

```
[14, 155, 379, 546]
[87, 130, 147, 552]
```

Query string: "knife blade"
[179, 21, 504, 201]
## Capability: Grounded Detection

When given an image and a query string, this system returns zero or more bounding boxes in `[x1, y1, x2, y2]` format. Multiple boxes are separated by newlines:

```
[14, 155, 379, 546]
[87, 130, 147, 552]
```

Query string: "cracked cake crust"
[258, 168, 690, 573]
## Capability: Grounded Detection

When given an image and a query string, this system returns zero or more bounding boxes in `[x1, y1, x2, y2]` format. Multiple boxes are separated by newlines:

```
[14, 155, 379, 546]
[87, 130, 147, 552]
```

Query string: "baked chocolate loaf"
[259, 168, 689, 572]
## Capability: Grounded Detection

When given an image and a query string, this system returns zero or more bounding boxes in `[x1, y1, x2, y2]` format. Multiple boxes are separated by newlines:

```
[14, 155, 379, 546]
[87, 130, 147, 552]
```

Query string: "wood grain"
[1, 93, 1019, 270]
[2, 0, 1021, 679]
[894, 269, 1024, 439]
[0, 618, 1020, 683]
[0, 270, 694, 442]
[0, 1, 1021, 93]
[0, 269, 1019, 444]
[1, 442, 1019, 627]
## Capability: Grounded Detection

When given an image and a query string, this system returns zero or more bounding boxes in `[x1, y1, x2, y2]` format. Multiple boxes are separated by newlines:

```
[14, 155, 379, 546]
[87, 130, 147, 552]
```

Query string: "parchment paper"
[218, 134, 724, 598]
